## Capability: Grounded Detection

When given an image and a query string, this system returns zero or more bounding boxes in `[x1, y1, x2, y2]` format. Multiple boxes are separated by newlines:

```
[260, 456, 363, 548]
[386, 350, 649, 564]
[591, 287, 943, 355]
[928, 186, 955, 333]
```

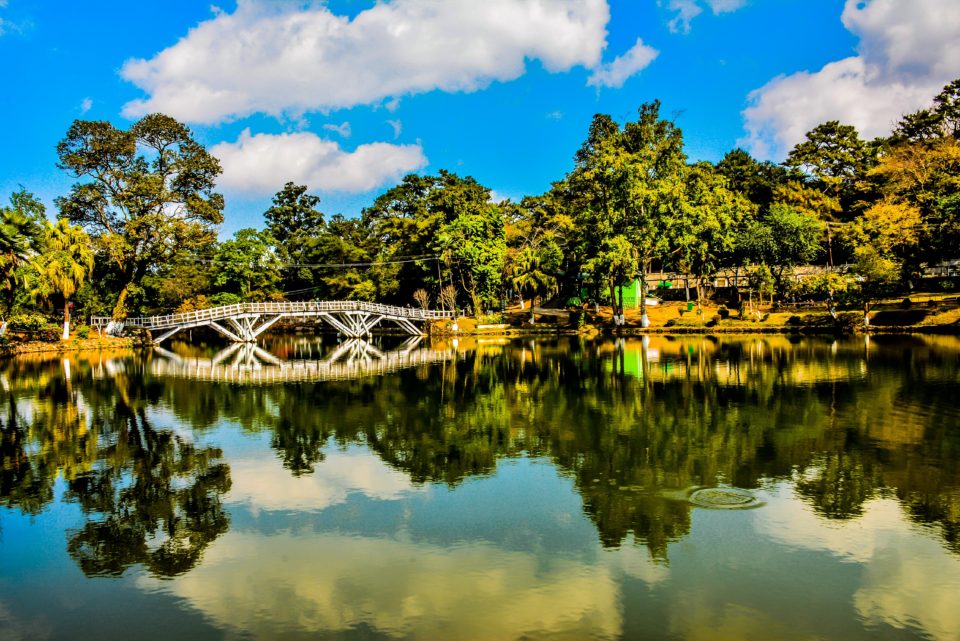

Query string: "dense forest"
[2, 79, 958, 337]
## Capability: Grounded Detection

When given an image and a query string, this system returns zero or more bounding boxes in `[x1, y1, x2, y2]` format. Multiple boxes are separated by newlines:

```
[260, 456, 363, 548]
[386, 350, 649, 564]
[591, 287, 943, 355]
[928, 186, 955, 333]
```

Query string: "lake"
[1, 334, 959, 640]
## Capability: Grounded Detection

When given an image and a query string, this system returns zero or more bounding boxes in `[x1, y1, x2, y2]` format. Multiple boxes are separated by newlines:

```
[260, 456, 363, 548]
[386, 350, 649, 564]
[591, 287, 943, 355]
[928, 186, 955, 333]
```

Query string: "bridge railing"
[90, 300, 454, 329]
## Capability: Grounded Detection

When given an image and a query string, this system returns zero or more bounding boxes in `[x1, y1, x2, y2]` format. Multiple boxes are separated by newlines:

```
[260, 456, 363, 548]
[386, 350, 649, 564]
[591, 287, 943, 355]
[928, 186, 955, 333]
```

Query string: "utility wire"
[176, 254, 441, 269]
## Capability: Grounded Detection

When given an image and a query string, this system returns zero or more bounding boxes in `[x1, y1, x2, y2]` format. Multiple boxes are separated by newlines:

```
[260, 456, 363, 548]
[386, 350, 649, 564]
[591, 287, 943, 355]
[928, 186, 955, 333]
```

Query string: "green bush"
[787, 315, 803, 326]
[477, 312, 505, 325]
[717, 306, 730, 319]
[8, 313, 52, 332]
[75, 324, 91, 339]
[209, 292, 243, 307]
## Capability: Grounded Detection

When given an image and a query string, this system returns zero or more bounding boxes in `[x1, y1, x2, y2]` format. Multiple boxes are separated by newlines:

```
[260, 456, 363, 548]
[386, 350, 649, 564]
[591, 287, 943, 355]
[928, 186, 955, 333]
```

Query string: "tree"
[849, 245, 900, 326]
[571, 102, 686, 327]
[413, 288, 430, 310]
[716, 148, 788, 213]
[31, 219, 95, 339]
[264, 182, 325, 295]
[504, 188, 574, 313]
[749, 204, 824, 299]
[673, 163, 752, 313]
[510, 245, 560, 323]
[363, 171, 503, 311]
[56, 114, 224, 321]
[869, 137, 960, 264]
[0, 189, 46, 321]
[307, 214, 379, 300]
[784, 121, 877, 218]
[893, 78, 960, 143]
[212, 228, 281, 300]
[843, 201, 922, 277]
[437, 199, 506, 314]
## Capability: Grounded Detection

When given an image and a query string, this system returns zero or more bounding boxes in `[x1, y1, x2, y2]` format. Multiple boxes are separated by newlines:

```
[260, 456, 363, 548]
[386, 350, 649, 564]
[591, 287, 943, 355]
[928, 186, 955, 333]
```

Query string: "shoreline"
[4, 323, 958, 358]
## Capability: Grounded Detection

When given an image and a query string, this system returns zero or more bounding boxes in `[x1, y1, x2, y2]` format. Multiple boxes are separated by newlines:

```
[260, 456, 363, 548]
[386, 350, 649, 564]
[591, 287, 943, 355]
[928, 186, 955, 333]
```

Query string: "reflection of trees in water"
[140, 336, 960, 558]
[2, 336, 959, 562]
[0, 355, 231, 577]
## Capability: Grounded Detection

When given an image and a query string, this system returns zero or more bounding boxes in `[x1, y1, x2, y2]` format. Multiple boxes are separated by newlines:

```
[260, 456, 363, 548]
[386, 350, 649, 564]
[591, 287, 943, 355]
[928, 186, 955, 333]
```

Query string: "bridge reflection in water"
[150, 337, 456, 384]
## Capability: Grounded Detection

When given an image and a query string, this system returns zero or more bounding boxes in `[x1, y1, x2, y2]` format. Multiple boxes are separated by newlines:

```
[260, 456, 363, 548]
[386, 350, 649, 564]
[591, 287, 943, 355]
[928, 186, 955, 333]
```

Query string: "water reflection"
[150, 337, 455, 384]
[1, 335, 960, 640]
[1, 352, 231, 577]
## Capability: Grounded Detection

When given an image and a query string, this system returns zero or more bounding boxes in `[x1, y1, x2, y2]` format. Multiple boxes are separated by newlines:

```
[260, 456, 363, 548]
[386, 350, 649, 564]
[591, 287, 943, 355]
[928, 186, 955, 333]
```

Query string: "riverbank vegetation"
[2, 80, 959, 342]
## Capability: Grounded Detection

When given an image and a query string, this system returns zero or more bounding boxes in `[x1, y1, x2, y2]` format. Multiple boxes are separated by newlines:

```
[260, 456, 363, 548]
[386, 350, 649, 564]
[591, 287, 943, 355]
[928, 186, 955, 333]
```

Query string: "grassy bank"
[0, 335, 143, 357]
[432, 298, 960, 336]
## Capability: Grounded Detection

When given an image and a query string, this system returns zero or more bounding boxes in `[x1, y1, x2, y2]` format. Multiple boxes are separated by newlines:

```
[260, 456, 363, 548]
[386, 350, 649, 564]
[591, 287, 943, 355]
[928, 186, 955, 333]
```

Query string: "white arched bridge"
[90, 301, 454, 344]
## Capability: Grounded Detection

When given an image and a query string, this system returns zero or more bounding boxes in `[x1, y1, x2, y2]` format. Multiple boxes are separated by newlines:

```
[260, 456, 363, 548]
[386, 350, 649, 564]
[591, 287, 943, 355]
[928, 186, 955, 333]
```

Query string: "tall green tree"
[673, 163, 753, 312]
[716, 148, 788, 213]
[437, 196, 506, 314]
[56, 114, 224, 320]
[0, 189, 46, 319]
[572, 102, 686, 327]
[747, 204, 824, 299]
[31, 218, 95, 339]
[362, 171, 500, 308]
[212, 228, 281, 301]
[264, 182, 325, 295]
[784, 121, 877, 218]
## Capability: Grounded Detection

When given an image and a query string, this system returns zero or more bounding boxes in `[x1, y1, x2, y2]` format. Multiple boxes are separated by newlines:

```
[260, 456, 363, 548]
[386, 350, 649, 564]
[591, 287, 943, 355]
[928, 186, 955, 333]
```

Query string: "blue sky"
[1, 0, 957, 235]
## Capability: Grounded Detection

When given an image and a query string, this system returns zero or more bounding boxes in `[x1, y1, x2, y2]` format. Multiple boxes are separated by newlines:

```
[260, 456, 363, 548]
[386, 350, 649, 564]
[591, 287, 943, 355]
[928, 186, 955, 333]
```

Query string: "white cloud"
[666, 0, 702, 33]
[79, 97, 92, 114]
[386, 119, 402, 139]
[666, 0, 745, 34]
[211, 128, 427, 196]
[587, 38, 659, 88]
[705, 0, 746, 13]
[322, 121, 351, 137]
[121, 0, 610, 124]
[741, 0, 960, 159]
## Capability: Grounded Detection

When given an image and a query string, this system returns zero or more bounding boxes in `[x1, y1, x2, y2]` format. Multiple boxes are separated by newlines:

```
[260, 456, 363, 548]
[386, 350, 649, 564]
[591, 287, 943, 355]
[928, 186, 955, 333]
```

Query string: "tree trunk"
[61, 298, 71, 340]
[112, 285, 131, 322]
[608, 280, 618, 326]
[696, 278, 704, 316]
[617, 282, 625, 328]
[639, 269, 650, 328]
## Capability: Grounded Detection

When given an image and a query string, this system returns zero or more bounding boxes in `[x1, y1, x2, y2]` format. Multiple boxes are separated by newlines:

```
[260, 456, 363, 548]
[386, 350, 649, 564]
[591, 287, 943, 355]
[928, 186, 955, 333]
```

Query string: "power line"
[176, 254, 441, 269]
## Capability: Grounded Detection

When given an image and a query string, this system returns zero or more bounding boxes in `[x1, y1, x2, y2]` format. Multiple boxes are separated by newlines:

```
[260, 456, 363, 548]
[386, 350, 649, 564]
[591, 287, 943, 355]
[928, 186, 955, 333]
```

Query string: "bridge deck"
[91, 300, 453, 331]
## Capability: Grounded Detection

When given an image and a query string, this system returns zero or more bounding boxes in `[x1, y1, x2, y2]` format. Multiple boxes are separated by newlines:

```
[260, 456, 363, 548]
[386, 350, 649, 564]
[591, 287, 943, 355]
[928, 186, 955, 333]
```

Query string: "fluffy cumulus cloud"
[666, 0, 746, 34]
[587, 38, 659, 88]
[121, 0, 611, 123]
[211, 129, 427, 196]
[742, 0, 960, 159]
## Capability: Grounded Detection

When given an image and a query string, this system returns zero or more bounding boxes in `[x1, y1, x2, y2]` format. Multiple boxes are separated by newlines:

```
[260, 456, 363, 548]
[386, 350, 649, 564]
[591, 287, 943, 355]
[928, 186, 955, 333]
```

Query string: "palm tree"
[510, 246, 557, 325]
[33, 219, 95, 339]
[0, 208, 43, 334]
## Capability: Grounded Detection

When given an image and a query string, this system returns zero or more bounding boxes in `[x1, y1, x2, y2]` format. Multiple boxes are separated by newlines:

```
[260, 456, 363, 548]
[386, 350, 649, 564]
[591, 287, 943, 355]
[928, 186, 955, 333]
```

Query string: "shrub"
[477, 312, 505, 325]
[787, 315, 803, 326]
[209, 292, 243, 307]
[75, 324, 91, 339]
[717, 306, 730, 319]
[664, 318, 677, 327]
[900, 298, 913, 309]
[8, 313, 51, 332]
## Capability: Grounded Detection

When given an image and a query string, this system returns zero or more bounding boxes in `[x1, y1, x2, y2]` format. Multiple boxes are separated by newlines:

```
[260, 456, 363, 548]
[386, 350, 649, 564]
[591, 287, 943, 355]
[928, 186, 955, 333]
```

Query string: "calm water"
[1, 334, 959, 641]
